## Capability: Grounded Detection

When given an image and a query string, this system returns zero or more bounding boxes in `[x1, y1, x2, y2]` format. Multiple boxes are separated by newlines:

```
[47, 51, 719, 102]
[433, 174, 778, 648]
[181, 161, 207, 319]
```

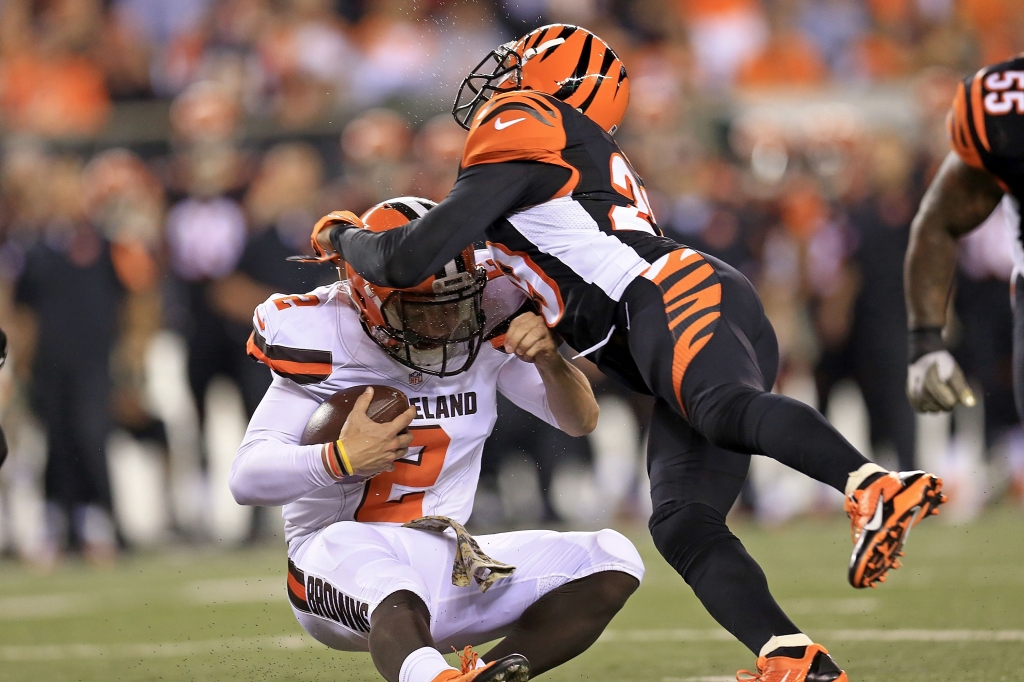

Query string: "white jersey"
[230, 280, 559, 552]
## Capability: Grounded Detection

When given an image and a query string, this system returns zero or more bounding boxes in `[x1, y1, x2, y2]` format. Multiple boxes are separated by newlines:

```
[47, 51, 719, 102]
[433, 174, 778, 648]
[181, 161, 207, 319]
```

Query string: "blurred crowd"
[0, 0, 1022, 565]
[0, 0, 1021, 136]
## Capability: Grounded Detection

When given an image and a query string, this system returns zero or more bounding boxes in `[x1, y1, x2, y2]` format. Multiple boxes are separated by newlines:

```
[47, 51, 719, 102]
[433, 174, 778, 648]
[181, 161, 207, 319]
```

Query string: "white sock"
[844, 463, 888, 497]
[759, 633, 814, 659]
[399, 646, 455, 682]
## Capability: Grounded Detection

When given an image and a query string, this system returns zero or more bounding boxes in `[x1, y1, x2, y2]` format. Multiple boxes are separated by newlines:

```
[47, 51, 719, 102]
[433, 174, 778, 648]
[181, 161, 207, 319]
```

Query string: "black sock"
[483, 571, 638, 675]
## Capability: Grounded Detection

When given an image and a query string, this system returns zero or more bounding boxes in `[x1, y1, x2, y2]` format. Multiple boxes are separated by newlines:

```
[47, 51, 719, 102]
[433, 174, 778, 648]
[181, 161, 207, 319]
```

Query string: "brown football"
[300, 384, 410, 445]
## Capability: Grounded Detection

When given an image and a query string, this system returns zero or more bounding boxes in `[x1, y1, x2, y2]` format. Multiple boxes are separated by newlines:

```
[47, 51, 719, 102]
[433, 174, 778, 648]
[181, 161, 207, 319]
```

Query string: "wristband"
[333, 438, 354, 477]
[908, 326, 945, 362]
[321, 444, 345, 481]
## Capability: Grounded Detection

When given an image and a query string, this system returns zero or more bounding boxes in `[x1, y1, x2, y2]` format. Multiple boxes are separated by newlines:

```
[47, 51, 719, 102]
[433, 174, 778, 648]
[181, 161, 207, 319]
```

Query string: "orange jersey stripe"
[668, 285, 723, 330]
[662, 262, 716, 305]
[671, 308, 721, 412]
[969, 68, 991, 152]
[287, 570, 306, 601]
[246, 332, 333, 379]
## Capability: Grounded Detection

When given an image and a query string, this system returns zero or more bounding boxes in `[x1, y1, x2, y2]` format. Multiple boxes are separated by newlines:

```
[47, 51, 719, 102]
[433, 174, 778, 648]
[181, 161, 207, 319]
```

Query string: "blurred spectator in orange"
[14, 155, 129, 565]
[958, 0, 1023, 65]
[848, 27, 911, 81]
[737, 29, 827, 88]
[0, 0, 111, 136]
[677, 0, 768, 88]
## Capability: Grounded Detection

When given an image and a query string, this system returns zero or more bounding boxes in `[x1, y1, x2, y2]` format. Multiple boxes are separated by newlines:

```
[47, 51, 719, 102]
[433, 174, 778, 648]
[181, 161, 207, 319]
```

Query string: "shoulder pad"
[246, 285, 338, 385]
[462, 92, 575, 182]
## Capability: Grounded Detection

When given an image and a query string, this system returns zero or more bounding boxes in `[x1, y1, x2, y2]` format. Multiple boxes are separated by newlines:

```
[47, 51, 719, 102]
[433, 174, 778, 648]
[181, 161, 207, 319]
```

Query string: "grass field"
[1, 509, 1023, 682]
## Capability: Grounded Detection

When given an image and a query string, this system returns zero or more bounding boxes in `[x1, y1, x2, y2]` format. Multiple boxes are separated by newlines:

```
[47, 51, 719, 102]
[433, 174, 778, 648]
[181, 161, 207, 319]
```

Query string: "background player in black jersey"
[905, 56, 1024, 420]
[312, 25, 947, 681]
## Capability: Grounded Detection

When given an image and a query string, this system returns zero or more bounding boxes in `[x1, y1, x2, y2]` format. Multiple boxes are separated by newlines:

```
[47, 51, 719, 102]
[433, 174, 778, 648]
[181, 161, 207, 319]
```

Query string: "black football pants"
[600, 249, 871, 654]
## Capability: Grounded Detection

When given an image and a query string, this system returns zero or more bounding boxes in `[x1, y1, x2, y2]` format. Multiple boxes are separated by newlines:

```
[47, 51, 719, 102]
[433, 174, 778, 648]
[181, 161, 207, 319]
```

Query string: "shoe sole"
[848, 472, 945, 589]
[477, 658, 530, 682]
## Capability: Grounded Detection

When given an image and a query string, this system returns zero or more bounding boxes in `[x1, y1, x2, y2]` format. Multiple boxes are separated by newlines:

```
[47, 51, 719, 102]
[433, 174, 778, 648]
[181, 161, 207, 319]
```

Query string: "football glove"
[288, 211, 365, 264]
[906, 349, 976, 412]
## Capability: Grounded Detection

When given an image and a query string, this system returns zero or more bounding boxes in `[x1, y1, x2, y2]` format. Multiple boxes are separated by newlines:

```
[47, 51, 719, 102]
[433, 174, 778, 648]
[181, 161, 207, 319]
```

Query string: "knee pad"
[649, 503, 734, 581]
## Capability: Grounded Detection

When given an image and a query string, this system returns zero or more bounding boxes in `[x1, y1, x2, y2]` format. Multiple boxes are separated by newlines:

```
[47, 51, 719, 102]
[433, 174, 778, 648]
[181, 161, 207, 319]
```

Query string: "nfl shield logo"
[408, 371, 423, 387]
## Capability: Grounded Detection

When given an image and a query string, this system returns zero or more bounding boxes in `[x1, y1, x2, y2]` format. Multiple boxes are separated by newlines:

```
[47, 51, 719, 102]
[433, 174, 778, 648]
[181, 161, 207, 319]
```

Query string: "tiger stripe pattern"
[514, 23, 628, 132]
[643, 249, 722, 412]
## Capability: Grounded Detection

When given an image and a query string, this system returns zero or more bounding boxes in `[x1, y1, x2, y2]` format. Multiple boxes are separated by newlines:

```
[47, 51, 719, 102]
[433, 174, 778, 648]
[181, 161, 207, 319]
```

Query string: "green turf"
[1, 508, 1023, 681]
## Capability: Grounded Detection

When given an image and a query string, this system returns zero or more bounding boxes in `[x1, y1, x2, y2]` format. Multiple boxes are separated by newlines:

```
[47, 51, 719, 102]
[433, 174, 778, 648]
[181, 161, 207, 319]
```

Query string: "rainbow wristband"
[333, 439, 354, 477]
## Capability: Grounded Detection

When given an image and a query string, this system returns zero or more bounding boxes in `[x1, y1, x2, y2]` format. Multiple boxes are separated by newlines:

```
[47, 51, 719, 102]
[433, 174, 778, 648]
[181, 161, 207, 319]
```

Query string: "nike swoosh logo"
[864, 497, 885, 531]
[494, 117, 525, 130]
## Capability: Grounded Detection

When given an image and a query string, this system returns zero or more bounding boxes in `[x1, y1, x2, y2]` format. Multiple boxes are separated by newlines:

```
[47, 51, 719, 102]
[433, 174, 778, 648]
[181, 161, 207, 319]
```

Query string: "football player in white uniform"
[229, 197, 644, 682]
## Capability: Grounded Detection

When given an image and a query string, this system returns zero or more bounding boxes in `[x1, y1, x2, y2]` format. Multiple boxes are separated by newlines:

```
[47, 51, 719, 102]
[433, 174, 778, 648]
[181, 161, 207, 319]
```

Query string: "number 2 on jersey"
[274, 294, 320, 311]
[608, 153, 656, 234]
[355, 425, 450, 523]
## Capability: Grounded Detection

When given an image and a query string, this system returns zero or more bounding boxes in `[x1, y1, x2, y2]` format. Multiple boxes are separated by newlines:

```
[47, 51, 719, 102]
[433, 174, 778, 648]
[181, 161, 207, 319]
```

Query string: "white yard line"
[0, 634, 315, 662]
[5, 628, 1024, 663]
[598, 628, 1024, 643]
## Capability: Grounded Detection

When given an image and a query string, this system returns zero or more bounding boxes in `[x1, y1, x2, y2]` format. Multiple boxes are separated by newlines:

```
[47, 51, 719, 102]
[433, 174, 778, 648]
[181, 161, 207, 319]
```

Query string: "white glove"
[906, 350, 976, 413]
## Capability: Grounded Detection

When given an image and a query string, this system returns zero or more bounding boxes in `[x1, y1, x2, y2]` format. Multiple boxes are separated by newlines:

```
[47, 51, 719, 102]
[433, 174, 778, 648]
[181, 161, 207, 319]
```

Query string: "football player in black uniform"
[905, 56, 1024, 420]
[313, 25, 947, 680]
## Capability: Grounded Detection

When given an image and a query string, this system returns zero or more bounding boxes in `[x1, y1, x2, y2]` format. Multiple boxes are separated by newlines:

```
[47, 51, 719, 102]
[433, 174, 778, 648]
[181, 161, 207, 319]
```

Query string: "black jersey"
[467, 91, 680, 354]
[948, 54, 1024, 199]
[333, 90, 681, 356]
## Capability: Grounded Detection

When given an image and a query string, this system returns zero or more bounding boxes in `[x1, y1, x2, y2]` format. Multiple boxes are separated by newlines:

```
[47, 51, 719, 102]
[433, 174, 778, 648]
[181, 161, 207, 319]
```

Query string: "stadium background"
[0, 0, 1022, 680]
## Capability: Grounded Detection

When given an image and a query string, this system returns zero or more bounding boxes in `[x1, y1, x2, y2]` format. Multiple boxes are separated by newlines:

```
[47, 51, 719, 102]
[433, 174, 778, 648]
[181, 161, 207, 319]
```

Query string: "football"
[300, 384, 410, 445]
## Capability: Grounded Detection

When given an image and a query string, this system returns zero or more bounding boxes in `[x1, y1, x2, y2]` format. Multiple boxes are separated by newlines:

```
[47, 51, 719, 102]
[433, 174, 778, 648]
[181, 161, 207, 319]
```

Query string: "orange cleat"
[431, 646, 531, 682]
[737, 643, 848, 681]
[846, 470, 945, 589]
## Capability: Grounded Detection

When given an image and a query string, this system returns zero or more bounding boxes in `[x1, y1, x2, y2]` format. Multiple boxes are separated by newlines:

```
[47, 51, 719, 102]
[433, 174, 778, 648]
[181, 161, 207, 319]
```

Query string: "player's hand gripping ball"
[301, 385, 416, 477]
[503, 311, 560, 365]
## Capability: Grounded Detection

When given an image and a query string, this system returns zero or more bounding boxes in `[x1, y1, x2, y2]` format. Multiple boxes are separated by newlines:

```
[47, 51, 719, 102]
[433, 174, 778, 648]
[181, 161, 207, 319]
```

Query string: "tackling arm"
[328, 161, 570, 288]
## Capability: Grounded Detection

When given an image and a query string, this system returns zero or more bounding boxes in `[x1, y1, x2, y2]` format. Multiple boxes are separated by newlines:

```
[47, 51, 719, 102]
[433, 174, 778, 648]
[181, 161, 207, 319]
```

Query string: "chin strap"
[287, 210, 365, 264]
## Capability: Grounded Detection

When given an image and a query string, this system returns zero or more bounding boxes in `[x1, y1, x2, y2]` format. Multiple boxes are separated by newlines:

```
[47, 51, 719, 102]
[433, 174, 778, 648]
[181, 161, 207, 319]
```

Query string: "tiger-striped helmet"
[453, 24, 629, 134]
[345, 197, 487, 377]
